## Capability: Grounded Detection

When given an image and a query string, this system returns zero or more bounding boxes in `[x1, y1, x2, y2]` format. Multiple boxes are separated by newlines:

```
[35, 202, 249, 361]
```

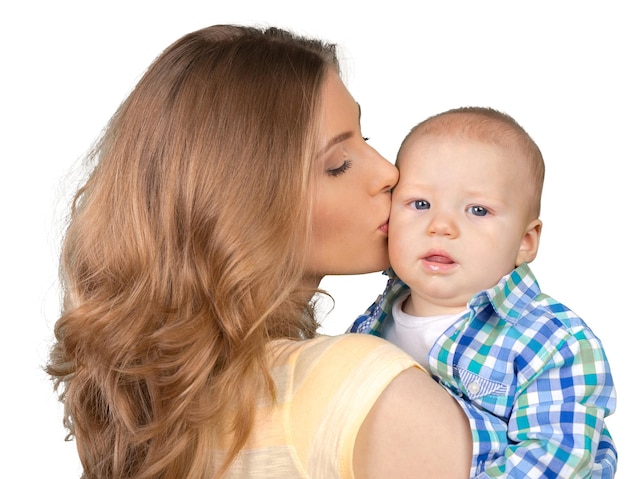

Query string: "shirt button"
[467, 382, 480, 394]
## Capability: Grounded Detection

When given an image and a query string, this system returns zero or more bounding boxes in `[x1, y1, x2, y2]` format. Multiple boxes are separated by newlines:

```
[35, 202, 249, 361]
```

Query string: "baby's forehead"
[398, 130, 519, 165]
[400, 120, 532, 171]
[401, 137, 527, 180]
[409, 113, 521, 148]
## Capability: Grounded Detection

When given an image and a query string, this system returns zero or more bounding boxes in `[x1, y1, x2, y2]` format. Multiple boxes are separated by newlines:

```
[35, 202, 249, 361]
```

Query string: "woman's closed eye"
[326, 159, 353, 177]
[324, 136, 368, 177]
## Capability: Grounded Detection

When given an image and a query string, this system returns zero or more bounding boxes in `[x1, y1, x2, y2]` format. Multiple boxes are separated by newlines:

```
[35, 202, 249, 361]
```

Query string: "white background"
[1, 1, 623, 476]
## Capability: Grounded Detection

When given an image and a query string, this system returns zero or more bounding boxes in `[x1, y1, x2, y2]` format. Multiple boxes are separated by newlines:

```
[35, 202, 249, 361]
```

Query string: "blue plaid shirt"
[350, 263, 617, 478]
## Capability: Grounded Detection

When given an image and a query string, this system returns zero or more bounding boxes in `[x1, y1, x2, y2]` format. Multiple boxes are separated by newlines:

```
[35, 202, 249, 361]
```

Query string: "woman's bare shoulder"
[353, 367, 472, 479]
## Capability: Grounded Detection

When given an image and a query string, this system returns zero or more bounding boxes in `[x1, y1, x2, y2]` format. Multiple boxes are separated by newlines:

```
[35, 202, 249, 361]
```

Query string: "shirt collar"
[468, 262, 540, 324]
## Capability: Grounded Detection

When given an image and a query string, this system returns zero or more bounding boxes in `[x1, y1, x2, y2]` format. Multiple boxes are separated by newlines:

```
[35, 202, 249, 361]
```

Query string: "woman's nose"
[370, 153, 399, 195]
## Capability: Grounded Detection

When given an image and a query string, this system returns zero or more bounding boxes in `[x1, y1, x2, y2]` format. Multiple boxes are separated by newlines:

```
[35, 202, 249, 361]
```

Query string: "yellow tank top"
[223, 334, 420, 478]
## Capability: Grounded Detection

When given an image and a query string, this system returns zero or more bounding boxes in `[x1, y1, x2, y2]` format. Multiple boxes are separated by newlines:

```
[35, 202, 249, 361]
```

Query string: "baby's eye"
[468, 205, 488, 217]
[411, 199, 430, 210]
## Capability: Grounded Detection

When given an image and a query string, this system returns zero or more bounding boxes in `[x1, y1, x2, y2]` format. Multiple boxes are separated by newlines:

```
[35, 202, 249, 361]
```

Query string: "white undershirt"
[381, 292, 467, 369]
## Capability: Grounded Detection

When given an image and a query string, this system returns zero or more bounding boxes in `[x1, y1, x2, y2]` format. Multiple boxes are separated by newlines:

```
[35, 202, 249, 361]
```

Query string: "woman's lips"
[379, 221, 389, 234]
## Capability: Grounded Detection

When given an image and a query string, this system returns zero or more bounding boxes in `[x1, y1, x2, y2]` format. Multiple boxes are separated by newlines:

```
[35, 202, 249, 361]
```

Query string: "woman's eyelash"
[362, 136, 370, 141]
[326, 160, 353, 177]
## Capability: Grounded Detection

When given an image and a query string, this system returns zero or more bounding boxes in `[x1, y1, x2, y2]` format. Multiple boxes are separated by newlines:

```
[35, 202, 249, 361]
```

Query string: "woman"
[47, 25, 471, 478]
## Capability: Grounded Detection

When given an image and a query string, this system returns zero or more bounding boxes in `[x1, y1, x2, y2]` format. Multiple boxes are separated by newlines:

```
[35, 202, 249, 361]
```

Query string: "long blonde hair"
[47, 25, 338, 478]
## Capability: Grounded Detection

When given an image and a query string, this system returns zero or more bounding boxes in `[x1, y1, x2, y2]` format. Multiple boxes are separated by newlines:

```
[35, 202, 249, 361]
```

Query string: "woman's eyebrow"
[318, 131, 353, 157]
[317, 101, 360, 157]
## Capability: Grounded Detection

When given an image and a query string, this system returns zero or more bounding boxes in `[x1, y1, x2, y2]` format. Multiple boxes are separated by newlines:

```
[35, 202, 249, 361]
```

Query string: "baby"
[351, 107, 617, 477]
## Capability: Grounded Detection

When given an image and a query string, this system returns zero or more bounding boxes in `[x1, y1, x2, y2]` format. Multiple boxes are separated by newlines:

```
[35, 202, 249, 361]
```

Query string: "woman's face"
[305, 71, 398, 282]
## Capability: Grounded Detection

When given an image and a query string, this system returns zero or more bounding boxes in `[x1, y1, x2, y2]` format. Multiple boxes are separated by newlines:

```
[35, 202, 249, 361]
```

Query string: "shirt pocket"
[454, 367, 514, 418]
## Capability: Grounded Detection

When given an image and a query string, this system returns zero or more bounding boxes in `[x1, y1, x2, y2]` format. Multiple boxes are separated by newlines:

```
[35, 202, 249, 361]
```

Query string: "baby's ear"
[516, 219, 542, 266]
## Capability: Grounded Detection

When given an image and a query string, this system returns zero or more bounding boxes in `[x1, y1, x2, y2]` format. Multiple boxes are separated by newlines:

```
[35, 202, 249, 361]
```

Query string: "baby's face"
[389, 134, 540, 316]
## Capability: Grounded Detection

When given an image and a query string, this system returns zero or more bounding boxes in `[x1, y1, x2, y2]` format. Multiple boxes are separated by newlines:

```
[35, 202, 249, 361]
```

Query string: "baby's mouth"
[424, 255, 454, 264]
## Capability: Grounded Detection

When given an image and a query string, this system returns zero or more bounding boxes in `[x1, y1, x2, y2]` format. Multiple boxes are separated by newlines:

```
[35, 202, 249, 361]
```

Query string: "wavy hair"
[47, 24, 338, 478]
